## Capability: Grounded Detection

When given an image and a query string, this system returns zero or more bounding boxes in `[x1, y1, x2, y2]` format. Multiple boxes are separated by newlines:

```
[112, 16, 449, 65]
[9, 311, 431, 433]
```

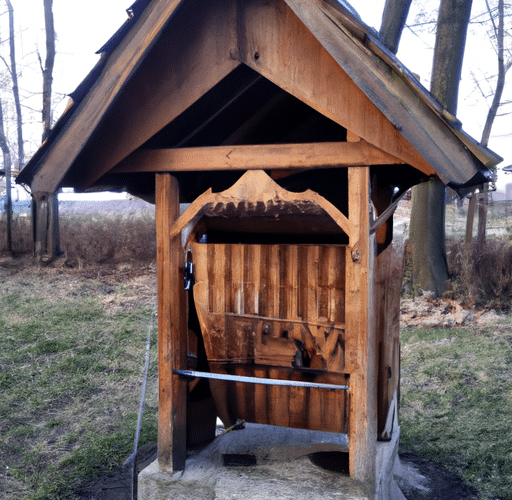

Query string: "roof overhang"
[17, 0, 501, 199]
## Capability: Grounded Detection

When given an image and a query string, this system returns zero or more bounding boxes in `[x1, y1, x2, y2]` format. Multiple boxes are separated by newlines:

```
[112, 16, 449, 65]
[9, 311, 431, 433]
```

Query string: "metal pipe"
[173, 369, 349, 391]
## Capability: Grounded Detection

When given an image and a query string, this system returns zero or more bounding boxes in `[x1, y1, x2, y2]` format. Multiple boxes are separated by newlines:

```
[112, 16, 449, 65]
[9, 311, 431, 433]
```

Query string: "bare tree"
[5, 0, 23, 168]
[0, 0, 20, 255]
[465, 0, 511, 250]
[409, 0, 473, 296]
[380, 0, 413, 54]
[0, 97, 12, 254]
[33, 0, 61, 262]
[41, 0, 55, 141]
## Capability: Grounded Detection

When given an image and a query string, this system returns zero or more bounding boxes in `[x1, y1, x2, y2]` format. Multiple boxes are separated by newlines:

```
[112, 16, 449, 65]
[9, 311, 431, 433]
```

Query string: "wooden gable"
[28, 0, 452, 201]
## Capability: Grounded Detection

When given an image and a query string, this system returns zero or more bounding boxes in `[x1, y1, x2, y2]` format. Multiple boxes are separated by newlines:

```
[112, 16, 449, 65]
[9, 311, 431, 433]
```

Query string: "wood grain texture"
[238, 0, 435, 177]
[170, 170, 354, 244]
[156, 174, 187, 472]
[374, 242, 404, 440]
[344, 166, 377, 483]
[192, 242, 348, 432]
[207, 364, 349, 432]
[110, 141, 405, 174]
[33, 0, 239, 192]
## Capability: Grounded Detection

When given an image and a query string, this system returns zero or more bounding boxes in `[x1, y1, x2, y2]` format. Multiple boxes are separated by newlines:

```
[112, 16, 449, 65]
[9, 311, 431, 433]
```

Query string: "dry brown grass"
[0, 216, 33, 255]
[3, 209, 511, 311]
[0, 210, 156, 266]
[59, 212, 156, 265]
[447, 237, 512, 311]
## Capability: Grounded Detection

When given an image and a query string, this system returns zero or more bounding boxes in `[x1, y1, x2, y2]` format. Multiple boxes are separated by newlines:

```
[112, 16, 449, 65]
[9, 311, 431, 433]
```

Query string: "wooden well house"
[18, 0, 501, 489]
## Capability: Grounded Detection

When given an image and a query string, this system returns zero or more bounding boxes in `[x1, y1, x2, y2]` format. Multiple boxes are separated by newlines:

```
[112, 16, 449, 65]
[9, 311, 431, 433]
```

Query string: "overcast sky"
[8, 0, 512, 190]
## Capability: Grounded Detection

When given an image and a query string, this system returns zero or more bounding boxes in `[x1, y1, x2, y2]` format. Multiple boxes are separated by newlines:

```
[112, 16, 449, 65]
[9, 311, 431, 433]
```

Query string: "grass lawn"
[1, 256, 512, 499]
[399, 323, 512, 500]
[0, 258, 158, 500]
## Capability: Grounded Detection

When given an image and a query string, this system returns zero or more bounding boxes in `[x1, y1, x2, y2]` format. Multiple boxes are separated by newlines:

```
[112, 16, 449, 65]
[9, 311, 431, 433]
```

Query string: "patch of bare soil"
[66, 443, 157, 500]
[397, 451, 478, 500]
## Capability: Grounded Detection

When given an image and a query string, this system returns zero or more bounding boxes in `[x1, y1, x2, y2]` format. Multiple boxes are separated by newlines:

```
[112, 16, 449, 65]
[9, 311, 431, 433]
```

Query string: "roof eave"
[285, 0, 502, 185]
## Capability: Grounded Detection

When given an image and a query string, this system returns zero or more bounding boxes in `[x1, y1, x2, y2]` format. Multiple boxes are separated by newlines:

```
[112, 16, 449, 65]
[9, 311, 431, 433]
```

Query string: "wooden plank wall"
[192, 242, 349, 432]
[194, 243, 345, 323]
[208, 365, 349, 433]
[375, 242, 404, 439]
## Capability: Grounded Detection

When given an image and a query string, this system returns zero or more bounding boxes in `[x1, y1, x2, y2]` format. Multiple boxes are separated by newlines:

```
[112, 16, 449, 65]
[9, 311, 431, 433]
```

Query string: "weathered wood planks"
[208, 365, 349, 433]
[344, 166, 376, 483]
[170, 169, 354, 245]
[192, 242, 348, 432]
[238, 0, 435, 177]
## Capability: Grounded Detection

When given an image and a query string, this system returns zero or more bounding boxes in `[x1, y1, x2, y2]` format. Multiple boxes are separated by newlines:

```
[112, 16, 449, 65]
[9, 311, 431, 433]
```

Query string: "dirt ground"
[1, 255, 488, 500]
[67, 446, 478, 500]
[60, 261, 488, 500]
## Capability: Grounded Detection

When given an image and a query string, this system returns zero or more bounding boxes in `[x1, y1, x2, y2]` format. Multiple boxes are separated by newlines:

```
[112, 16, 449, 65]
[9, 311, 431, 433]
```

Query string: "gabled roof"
[17, 0, 502, 199]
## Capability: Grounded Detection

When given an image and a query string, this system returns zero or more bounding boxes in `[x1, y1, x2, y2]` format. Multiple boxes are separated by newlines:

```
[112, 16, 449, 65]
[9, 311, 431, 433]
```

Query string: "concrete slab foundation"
[138, 423, 405, 500]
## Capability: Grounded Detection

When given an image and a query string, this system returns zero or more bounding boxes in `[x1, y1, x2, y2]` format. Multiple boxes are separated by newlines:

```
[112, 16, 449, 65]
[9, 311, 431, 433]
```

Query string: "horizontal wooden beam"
[110, 141, 405, 174]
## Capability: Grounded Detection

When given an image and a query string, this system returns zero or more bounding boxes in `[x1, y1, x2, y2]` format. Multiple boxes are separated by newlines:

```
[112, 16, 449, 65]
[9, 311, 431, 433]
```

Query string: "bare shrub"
[0, 215, 33, 255]
[60, 210, 156, 265]
[1, 209, 156, 264]
[447, 237, 512, 311]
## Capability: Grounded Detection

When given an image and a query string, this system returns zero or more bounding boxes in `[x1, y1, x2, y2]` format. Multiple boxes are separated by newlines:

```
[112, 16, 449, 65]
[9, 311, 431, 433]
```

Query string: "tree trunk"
[0, 99, 12, 255]
[42, 0, 55, 142]
[409, 0, 473, 297]
[476, 184, 489, 250]
[410, 178, 449, 296]
[5, 0, 24, 168]
[379, 0, 413, 54]
[34, 0, 62, 263]
[1, 1, 18, 255]
[472, 0, 509, 248]
[465, 193, 477, 251]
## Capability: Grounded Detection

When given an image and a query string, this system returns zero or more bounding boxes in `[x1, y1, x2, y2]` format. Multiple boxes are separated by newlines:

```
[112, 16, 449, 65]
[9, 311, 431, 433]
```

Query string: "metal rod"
[173, 369, 349, 391]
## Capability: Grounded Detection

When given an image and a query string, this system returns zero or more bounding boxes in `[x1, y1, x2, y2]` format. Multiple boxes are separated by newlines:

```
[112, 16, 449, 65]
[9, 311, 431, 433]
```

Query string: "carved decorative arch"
[171, 170, 354, 246]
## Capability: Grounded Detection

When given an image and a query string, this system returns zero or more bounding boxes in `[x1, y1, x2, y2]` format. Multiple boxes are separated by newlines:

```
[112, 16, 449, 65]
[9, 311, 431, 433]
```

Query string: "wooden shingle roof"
[17, 0, 501, 200]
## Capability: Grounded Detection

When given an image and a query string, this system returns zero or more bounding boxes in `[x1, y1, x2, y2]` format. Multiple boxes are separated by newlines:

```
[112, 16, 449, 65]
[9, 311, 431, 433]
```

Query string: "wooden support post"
[33, 192, 62, 263]
[345, 166, 376, 484]
[156, 173, 187, 472]
[34, 194, 48, 261]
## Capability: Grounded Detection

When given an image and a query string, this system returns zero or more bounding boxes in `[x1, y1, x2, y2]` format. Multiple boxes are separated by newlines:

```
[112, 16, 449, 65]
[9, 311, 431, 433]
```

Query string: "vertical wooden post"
[156, 173, 187, 472]
[345, 166, 376, 484]
[47, 193, 61, 261]
[34, 193, 49, 261]
[33, 192, 62, 263]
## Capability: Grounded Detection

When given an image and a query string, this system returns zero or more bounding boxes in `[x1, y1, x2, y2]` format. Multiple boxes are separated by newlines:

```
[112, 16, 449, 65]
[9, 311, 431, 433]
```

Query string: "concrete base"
[139, 423, 405, 500]
[376, 427, 407, 500]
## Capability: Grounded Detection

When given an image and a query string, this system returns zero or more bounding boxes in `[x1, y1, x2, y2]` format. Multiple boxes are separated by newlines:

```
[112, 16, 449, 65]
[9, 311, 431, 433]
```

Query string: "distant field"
[0, 200, 157, 264]
[58, 198, 155, 214]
